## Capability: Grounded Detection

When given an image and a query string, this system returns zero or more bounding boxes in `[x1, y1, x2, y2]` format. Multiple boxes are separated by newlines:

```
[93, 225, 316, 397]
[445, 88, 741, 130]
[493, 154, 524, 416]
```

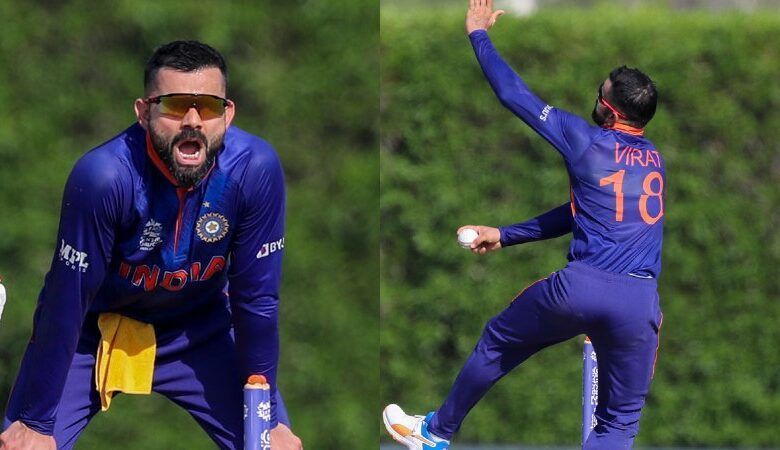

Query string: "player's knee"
[595, 413, 641, 435]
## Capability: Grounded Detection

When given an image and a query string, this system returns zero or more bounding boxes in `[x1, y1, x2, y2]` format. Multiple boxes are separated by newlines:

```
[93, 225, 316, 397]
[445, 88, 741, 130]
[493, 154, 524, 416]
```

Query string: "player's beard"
[591, 102, 609, 127]
[148, 124, 224, 187]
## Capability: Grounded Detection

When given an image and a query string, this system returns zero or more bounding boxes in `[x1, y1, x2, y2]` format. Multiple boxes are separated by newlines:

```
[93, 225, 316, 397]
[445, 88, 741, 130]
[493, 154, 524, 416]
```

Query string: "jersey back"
[568, 130, 665, 278]
[468, 29, 665, 277]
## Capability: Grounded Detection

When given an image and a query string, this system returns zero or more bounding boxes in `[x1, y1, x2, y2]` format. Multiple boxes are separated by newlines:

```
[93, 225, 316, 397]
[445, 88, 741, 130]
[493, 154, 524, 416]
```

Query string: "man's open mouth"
[174, 139, 205, 166]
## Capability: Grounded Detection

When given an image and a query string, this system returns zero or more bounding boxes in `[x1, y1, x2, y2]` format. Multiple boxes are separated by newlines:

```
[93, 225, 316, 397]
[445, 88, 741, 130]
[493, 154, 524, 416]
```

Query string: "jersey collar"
[606, 122, 645, 136]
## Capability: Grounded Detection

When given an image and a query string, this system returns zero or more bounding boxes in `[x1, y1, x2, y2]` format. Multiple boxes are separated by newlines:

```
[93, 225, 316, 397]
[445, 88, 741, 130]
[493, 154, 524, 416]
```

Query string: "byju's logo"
[59, 240, 89, 272]
[256, 237, 284, 259]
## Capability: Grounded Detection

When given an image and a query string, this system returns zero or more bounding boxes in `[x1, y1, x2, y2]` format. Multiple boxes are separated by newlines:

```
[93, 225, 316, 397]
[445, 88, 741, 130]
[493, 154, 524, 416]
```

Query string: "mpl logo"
[256, 237, 284, 259]
[59, 240, 89, 272]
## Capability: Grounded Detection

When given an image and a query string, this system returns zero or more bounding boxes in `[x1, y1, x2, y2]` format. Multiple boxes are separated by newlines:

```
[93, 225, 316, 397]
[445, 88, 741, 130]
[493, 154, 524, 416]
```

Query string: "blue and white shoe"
[382, 404, 450, 449]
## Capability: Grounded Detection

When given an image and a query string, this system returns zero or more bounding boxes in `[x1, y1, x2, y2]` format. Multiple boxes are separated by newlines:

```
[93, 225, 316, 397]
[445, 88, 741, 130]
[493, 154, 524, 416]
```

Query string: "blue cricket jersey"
[469, 30, 665, 278]
[11, 123, 286, 433]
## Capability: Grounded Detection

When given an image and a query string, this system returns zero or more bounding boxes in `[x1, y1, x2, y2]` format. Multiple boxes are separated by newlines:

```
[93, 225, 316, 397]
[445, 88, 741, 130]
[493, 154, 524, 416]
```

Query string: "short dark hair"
[608, 66, 657, 128]
[144, 40, 228, 94]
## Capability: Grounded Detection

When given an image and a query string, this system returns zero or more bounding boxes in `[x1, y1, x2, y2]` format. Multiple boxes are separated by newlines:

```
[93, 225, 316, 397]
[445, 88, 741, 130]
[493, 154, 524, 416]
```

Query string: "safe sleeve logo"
[59, 240, 89, 272]
[256, 237, 284, 259]
[539, 104, 553, 122]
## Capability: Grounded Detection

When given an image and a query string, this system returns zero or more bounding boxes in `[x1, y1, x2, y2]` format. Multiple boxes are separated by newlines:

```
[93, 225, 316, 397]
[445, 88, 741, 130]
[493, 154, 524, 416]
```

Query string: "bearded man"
[2, 41, 302, 450]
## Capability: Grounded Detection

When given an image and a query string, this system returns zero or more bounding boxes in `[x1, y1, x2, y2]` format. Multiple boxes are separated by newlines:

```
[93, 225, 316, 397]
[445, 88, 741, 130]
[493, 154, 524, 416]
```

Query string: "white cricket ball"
[458, 228, 479, 249]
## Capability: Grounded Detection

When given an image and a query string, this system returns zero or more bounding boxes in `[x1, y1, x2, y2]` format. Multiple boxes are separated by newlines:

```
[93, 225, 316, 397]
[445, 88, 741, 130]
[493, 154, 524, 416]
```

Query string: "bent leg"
[583, 294, 662, 449]
[152, 305, 292, 450]
[429, 274, 582, 439]
[153, 329, 244, 450]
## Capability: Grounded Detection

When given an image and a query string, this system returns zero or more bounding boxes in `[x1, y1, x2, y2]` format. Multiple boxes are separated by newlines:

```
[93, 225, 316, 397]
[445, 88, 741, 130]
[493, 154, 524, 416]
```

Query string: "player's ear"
[224, 99, 236, 128]
[603, 110, 616, 128]
[134, 98, 150, 130]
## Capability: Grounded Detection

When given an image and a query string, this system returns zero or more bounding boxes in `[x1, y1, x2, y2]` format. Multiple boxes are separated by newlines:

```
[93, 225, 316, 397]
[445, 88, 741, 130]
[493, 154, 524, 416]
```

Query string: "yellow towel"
[95, 313, 156, 411]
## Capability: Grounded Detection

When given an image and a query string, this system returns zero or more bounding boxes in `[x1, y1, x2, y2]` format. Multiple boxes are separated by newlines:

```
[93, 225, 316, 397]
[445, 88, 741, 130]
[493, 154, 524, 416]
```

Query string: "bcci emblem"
[196, 213, 229, 243]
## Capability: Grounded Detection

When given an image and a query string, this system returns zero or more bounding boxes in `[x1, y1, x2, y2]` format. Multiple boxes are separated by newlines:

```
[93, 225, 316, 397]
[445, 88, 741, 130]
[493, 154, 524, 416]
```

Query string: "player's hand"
[270, 423, 303, 450]
[0, 421, 56, 450]
[466, 0, 505, 35]
[457, 225, 502, 255]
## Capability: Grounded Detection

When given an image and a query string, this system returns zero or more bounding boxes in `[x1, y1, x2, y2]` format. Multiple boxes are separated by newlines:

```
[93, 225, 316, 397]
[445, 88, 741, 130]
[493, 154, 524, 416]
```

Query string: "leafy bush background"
[381, 6, 780, 447]
[0, 0, 377, 448]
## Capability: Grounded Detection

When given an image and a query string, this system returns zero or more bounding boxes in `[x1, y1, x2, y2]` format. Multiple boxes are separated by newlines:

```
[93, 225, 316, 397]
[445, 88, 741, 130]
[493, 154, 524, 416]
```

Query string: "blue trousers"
[5, 306, 288, 450]
[429, 261, 662, 449]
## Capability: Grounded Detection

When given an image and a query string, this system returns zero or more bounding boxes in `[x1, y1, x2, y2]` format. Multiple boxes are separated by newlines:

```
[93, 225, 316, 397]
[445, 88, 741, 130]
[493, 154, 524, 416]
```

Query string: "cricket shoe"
[382, 404, 449, 449]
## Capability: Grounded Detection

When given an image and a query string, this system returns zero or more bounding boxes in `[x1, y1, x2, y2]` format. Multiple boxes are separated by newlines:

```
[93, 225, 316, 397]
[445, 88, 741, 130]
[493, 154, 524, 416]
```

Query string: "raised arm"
[466, 0, 595, 162]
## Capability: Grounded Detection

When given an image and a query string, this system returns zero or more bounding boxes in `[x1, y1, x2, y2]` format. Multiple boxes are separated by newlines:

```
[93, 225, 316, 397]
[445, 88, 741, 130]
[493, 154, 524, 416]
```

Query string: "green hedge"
[0, 0, 377, 448]
[381, 6, 780, 446]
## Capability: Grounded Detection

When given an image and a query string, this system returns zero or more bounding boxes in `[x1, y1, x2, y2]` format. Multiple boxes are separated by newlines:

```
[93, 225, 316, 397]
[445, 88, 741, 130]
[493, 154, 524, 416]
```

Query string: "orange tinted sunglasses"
[145, 93, 230, 120]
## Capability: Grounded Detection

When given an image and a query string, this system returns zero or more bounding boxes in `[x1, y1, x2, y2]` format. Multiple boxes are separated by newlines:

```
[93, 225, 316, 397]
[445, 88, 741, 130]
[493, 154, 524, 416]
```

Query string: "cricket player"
[383, 1, 664, 448]
[1, 41, 302, 450]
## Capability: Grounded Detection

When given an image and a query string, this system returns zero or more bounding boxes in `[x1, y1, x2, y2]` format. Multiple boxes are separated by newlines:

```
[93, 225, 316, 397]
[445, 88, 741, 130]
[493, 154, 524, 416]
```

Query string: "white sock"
[428, 431, 449, 444]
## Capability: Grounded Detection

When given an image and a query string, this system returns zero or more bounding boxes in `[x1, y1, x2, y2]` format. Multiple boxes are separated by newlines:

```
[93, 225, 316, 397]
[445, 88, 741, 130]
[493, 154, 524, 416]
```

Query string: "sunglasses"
[597, 83, 627, 120]
[145, 93, 230, 120]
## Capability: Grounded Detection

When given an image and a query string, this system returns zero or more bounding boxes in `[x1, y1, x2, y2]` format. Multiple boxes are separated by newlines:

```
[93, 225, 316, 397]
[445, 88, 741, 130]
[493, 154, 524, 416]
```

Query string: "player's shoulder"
[222, 126, 282, 173]
[618, 133, 663, 159]
[68, 124, 142, 192]
[556, 110, 603, 147]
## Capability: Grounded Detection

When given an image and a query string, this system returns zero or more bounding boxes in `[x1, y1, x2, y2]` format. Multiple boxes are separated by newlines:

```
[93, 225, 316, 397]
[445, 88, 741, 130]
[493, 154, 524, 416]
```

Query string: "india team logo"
[196, 212, 229, 243]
